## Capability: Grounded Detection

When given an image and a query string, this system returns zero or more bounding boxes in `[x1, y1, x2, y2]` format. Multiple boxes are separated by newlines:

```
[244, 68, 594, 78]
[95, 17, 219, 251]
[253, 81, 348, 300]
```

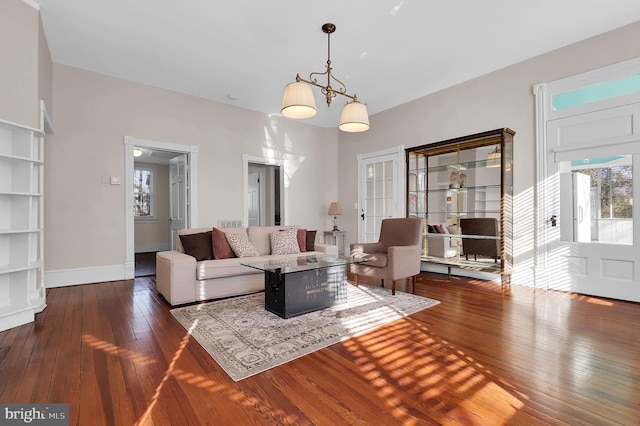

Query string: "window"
[134, 165, 156, 220]
[569, 155, 633, 244]
[552, 74, 640, 110]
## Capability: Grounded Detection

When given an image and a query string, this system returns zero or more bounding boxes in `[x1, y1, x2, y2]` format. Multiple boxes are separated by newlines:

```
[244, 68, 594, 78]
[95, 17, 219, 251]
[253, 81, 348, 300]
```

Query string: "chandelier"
[280, 23, 370, 132]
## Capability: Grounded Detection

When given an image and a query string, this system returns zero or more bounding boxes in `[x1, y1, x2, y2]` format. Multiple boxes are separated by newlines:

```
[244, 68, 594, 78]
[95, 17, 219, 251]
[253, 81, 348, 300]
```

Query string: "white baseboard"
[135, 243, 170, 253]
[45, 263, 134, 288]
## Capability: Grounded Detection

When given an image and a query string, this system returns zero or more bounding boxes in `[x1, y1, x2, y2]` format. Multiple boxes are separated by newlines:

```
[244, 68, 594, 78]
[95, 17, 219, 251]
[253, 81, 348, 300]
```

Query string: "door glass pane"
[562, 155, 633, 244]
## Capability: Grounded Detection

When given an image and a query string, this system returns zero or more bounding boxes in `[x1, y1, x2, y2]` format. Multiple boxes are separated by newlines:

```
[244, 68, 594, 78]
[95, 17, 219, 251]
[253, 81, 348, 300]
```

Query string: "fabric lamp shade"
[281, 82, 317, 119]
[338, 101, 370, 132]
[328, 202, 343, 216]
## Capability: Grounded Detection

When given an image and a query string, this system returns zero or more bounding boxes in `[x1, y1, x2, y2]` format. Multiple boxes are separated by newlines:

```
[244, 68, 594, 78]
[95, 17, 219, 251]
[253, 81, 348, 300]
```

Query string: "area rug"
[170, 284, 440, 381]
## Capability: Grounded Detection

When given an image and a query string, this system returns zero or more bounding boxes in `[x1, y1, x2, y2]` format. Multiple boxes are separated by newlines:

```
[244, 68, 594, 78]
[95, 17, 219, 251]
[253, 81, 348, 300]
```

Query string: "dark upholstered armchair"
[349, 218, 423, 295]
[460, 218, 500, 261]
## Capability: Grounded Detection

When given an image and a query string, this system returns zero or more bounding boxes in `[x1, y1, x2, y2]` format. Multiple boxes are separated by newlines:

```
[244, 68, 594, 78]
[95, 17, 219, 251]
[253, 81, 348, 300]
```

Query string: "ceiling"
[35, 0, 640, 128]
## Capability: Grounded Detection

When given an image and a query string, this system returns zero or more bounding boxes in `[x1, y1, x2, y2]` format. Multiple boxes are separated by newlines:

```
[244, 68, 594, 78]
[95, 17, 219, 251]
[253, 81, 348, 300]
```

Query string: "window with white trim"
[134, 165, 156, 220]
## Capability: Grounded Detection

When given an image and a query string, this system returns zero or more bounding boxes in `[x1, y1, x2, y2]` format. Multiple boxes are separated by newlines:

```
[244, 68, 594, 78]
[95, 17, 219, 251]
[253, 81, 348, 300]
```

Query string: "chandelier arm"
[295, 75, 358, 102]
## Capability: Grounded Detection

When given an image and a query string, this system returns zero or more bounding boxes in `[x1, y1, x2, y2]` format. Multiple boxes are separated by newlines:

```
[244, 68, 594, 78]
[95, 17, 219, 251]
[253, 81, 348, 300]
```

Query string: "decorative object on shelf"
[280, 23, 370, 133]
[449, 170, 459, 188]
[328, 202, 343, 231]
[487, 146, 501, 167]
[460, 172, 467, 187]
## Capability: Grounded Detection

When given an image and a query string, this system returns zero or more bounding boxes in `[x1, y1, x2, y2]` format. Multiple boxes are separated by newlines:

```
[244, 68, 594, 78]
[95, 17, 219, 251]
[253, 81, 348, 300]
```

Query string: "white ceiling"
[35, 0, 640, 128]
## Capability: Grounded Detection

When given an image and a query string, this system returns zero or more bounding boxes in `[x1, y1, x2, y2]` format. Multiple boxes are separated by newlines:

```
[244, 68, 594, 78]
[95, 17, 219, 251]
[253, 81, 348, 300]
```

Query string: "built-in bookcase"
[0, 118, 46, 332]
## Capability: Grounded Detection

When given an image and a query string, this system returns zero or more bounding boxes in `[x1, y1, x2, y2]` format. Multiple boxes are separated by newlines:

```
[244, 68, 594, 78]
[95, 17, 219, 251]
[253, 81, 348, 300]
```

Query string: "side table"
[323, 230, 346, 255]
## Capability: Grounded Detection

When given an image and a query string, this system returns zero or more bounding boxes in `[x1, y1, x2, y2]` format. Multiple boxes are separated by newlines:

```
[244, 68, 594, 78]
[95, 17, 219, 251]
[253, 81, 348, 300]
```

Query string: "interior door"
[247, 171, 261, 226]
[545, 105, 640, 301]
[358, 149, 403, 243]
[169, 154, 188, 250]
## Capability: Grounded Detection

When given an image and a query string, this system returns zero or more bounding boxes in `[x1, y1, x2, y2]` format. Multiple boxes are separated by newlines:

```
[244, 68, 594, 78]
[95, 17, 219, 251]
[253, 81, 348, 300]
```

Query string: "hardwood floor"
[1, 273, 638, 425]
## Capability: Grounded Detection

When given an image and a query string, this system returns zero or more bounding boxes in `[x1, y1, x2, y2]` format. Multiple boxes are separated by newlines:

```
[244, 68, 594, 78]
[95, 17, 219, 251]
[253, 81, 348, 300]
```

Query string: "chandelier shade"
[281, 82, 317, 119]
[280, 23, 369, 132]
[339, 101, 370, 133]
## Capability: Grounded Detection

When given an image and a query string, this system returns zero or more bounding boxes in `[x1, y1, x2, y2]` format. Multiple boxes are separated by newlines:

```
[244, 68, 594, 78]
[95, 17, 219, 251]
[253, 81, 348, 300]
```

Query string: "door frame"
[124, 136, 199, 279]
[533, 56, 640, 289]
[242, 154, 285, 226]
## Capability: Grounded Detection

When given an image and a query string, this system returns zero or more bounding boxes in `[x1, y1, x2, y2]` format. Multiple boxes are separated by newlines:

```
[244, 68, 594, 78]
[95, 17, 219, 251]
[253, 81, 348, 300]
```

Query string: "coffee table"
[241, 254, 368, 319]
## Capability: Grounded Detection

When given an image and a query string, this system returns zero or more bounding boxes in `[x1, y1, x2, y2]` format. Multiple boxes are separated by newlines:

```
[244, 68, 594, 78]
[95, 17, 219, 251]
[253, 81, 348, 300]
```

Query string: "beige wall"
[46, 64, 339, 272]
[0, 0, 41, 128]
[134, 163, 170, 252]
[337, 21, 640, 286]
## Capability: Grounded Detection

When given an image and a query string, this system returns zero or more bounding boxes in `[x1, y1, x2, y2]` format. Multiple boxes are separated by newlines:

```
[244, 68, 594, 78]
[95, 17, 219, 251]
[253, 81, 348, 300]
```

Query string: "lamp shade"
[328, 202, 343, 216]
[281, 82, 317, 119]
[339, 101, 370, 132]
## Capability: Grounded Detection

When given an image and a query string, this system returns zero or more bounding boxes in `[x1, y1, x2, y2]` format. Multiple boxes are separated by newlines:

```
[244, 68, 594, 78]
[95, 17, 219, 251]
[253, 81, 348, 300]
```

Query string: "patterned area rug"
[170, 284, 440, 381]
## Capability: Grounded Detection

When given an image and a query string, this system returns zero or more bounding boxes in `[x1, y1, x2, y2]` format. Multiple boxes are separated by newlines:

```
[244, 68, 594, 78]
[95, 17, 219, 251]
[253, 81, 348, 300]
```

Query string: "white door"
[169, 154, 188, 250]
[357, 147, 404, 243]
[247, 171, 260, 226]
[544, 105, 640, 301]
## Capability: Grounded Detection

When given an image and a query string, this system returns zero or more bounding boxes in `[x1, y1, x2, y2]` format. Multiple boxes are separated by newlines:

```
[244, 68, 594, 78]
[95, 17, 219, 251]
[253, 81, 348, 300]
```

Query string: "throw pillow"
[225, 232, 260, 258]
[305, 230, 317, 251]
[297, 228, 307, 252]
[427, 224, 437, 234]
[179, 231, 213, 261]
[212, 227, 236, 259]
[270, 228, 301, 255]
[447, 223, 458, 235]
[434, 224, 445, 234]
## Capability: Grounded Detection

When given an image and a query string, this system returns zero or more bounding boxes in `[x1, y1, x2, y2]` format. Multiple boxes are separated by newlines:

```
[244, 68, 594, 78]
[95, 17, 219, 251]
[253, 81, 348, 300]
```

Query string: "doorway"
[535, 58, 640, 301]
[357, 146, 405, 242]
[124, 137, 199, 279]
[243, 155, 284, 226]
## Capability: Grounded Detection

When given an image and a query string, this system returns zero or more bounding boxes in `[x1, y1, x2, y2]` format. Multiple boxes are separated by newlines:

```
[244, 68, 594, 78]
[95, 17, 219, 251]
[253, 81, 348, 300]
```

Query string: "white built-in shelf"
[0, 117, 47, 332]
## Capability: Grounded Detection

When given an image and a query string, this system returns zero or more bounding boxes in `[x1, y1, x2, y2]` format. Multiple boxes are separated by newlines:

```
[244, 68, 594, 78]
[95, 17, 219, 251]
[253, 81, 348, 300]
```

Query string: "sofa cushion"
[226, 232, 260, 257]
[305, 230, 317, 251]
[297, 228, 307, 252]
[212, 227, 236, 259]
[179, 231, 213, 261]
[247, 225, 298, 255]
[271, 228, 301, 255]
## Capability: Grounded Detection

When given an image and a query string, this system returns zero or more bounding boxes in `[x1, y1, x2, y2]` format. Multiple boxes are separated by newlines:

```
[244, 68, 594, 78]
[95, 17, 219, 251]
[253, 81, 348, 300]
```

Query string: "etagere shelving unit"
[406, 128, 514, 284]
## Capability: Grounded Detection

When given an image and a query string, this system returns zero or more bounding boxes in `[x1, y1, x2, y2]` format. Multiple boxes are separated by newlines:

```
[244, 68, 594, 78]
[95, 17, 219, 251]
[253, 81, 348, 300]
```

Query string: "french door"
[357, 146, 404, 243]
[543, 105, 640, 301]
[169, 154, 188, 250]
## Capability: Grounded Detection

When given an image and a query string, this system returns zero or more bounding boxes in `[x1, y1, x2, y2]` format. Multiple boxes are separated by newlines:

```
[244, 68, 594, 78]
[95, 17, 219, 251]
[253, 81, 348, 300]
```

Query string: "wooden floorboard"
[0, 272, 639, 425]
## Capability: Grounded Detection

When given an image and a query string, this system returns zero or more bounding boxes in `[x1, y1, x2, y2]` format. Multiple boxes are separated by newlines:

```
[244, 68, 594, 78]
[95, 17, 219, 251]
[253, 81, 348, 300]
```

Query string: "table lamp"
[328, 202, 343, 231]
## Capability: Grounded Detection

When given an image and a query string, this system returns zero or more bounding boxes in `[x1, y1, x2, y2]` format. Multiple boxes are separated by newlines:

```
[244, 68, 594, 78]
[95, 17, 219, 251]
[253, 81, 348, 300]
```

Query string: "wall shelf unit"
[406, 128, 514, 283]
[0, 118, 46, 332]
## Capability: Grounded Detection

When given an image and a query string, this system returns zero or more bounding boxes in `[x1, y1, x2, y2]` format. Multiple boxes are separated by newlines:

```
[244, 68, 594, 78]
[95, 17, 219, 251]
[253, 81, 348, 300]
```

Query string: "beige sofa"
[155, 226, 338, 306]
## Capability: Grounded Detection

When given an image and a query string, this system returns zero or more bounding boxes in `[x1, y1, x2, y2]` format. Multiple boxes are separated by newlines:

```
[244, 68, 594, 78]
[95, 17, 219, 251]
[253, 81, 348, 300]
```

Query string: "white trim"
[45, 264, 129, 288]
[124, 136, 198, 279]
[242, 154, 285, 226]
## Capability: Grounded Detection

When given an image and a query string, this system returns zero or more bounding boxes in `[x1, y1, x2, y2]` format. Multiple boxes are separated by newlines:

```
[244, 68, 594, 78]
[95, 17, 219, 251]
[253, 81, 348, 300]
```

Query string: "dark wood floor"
[135, 252, 156, 277]
[1, 273, 639, 425]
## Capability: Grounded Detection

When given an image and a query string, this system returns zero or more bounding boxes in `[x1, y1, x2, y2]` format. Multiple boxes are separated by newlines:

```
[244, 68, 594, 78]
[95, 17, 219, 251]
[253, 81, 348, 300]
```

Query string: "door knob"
[550, 215, 557, 227]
